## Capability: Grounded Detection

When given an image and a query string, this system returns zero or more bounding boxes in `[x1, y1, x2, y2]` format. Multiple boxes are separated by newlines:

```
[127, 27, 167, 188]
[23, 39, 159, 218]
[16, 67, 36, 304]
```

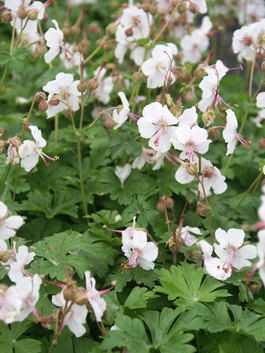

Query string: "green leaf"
[124, 286, 154, 309]
[155, 263, 230, 307]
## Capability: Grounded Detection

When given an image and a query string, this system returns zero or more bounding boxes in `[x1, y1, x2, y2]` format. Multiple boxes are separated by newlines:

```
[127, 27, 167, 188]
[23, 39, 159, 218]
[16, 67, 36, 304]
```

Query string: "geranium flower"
[0, 202, 24, 240]
[137, 102, 177, 153]
[198, 240, 232, 280]
[178, 106, 198, 127]
[256, 230, 265, 286]
[44, 20, 64, 64]
[122, 228, 158, 270]
[181, 16, 212, 64]
[91, 67, 114, 104]
[115, 164, 132, 188]
[132, 148, 165, 170]
[180, 226, 202, 247]
[198, 60, 229, 112]
[112, 91, 130, 129]
[14, 275, 41, 322]
[0, 284, 22, 324]
[8, 245, 35, 283]
[214, 228, 257, 270]
[171, 125, 211, 163]
[85, 271, 107, 322]
[18, 126, 48, 172]
[52, 292, 88, 337]
[43, 73, 81, 117]
[198, 158, 227, 196]
[141, 43, 178, 89]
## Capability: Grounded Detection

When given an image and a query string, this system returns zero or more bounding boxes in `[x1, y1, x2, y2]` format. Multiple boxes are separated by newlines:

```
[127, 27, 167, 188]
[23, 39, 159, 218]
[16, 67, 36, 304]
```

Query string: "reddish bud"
[38, 100, 48, 112]
[259, 139, 265, 148]
[77, 80, 87, 93]
[1, 10, 12, 23]
[35, 92, 46, 101]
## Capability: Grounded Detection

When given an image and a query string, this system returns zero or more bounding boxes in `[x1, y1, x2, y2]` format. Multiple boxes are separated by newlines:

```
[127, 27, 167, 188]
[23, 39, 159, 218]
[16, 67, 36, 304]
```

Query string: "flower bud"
[64, 108, 74, 118]
[187, 248, 203, 261]
[194, 64, 206, 79]
[106, 22, 117, 36]
[208, 127, 219, 140]
[38, 100, 48, 112]
[70, 25, 80, 36]
[17, 5, 28, 19]
[156, 197, 166, 212]
[259, 139, 265, 149]
[196, 202, 210, 217]
[88, 79, 98, 91]
[186, 162, 197, 175]
[165, 196, 174, 208]
[35, 92, 46, 102]
[79, 38, 90, 55]
[63, 286, 75, 301]
[104, 117, 114, 129]
[185, 90, 196, 103]
[202, 109, 215, 126]
[1, 9, 12, 23]
[176, 2, 186, 14]
[27, 8, 38, 20]
[49, 96, 60, 106]
[73, 287, 87, 305]
[0, 250, 12, 263]
[88, 23, 101, 35]
[77, 80, 87, 93]
[188, 2, 198, 13]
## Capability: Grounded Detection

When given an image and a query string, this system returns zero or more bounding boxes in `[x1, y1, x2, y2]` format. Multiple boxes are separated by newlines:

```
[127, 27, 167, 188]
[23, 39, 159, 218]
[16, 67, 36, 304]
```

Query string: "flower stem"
[83, 46, 102, 64]
[249, 53, 256, 98]
[0, 164, 12, 197]
[54, 114, 59, 143]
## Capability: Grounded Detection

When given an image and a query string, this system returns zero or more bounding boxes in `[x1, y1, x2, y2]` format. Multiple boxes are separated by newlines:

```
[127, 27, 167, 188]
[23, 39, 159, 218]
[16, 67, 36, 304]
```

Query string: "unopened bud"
[77, 80, 87, 93]
[185, 90, 196, 103]
[0, 250, 12, 263]
[194, 64, 206, 79]
[202, 109, 215, 126]
[71, 25, 80, 36]
[156, 197, 166, 212]
[186, 162, 197, 175]
[73, 287, 87, 305]
[79, 38, 90, 55]
[141, 3, 157, 15]
[38, 100, 48, 112]
[259, 139, 265, 148]
[176, 2, 186, 14]
[164, 196, 174, 208]
[188, 2, 198, 13]
[64, 108, 74, 118]
[35, 92, 46, 101]
[17, 5, 28, 19]
[88, 79, 98, 91]
[49, 96, 60, 106]
[104, 117, 114, 129]
[27, 8, 38, 20]
[88, 23, 100, 35]
[208, 127, 219, 140]
[187, 248, 203, 261]
[1, 9, 12, 23]
[106, 22, 117, 36]
[196, 202, 210, 217]
[63, 286, 75, 301]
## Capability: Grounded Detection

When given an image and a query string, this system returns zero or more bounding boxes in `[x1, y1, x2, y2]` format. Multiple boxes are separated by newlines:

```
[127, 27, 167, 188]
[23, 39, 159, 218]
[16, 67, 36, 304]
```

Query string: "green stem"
[83, 46, 102, 64]
[70, 116, 88, 216]
[0, 65, 8, 92]
[0, 164, 12, 197]
[54, 114, 59, 143]
[12, 165, 21, 201]
[225, 172, 263, 224]
[249, 53, 256, 98]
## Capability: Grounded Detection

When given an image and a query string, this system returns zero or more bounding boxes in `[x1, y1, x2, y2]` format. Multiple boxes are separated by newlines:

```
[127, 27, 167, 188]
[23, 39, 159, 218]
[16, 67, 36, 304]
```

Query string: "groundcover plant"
[1, 0, 265, 352]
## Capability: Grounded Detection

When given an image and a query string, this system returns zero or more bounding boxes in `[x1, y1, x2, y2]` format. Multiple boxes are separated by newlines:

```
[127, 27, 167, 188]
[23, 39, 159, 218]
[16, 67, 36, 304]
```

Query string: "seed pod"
[77, 80, 87, 93]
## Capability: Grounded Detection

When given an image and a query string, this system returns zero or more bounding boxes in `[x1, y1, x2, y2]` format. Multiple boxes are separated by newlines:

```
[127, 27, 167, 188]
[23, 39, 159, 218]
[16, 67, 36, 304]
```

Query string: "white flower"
[18, 125, 47, 172]
[14, 274, 41, 322]
[92, 68, 114, 104]
[141, 43, 178, 89]
[52, 292, 88, 337]
[44, 20, 64, 64]
[115, 164, 132, 188]
[113, 92, 130, 129]
[181, 17, 212, 64]
[8, 245, 35, 283]
[43, 73, 81, 118]
[214, 228, 257, 270]
[85, 271, 106, 322]
[122, 228, 158, 270]
[198, 60, 229, 112]
[115, 6, 152, 66]
[5, 0, 46, 20]
[137, 102, 177, 153]
[198, 158, 227, 196]
[180, 226, 202, 247]
[256, 230, 265, 286]
[178, 106, 198, 127]
[0, 202, 24, 240]
[0, 284, 22, 324]
[132, 148, 165, 170]
[69, 0, 96, 5]
[198, 240, 232, 280]
[232, 21, 263, 61]
[253, 92, 265, 127]
[223, 109, 249, 156]
[59, 43, 83, 69]
[171, 125, 211, 163]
